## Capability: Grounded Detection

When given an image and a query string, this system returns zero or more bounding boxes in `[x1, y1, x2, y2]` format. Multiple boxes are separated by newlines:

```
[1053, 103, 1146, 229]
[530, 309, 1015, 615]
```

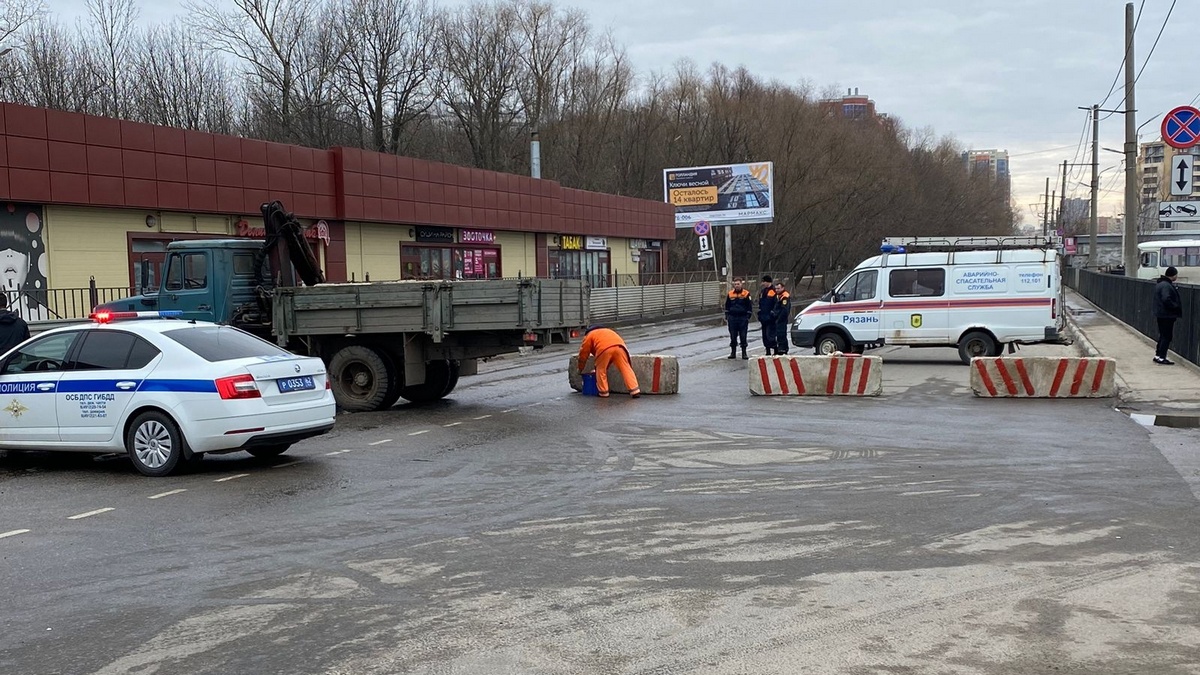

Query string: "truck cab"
[99, 240, 267, 327]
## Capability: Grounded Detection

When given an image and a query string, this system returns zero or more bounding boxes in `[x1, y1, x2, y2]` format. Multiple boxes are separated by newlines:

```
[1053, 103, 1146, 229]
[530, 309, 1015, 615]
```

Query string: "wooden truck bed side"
[272, 278, 590, 343]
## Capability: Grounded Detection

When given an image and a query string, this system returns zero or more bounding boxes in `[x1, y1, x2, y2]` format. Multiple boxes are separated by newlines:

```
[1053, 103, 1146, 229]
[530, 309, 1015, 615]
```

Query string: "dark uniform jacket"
[757, 287, 777, 322]
[1154, 277, 1182, 319]
[725, 289, 753, 322]
[0, 310, 30, 355]
[771, 291, 792, 326]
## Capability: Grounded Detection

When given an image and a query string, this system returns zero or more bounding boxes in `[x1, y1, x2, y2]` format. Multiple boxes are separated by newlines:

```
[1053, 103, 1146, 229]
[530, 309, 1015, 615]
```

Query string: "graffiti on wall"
[0, 203, 50, 320]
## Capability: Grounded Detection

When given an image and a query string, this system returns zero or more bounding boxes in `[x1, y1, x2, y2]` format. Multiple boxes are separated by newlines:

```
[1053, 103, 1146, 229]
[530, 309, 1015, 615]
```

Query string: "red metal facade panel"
[0, 106, 673, 241]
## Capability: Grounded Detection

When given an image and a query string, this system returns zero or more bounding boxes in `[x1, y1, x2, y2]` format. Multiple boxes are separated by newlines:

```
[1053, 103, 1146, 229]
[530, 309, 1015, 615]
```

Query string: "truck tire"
[399, 360, 454, 404]
[329, 345, 393, 412]
[441, 361, 461, 397]
[957, 331, 997, 365]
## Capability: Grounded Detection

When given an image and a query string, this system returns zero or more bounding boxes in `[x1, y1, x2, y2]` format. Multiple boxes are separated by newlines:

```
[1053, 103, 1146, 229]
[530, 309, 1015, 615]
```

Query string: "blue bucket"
[581, 372, 599, 396]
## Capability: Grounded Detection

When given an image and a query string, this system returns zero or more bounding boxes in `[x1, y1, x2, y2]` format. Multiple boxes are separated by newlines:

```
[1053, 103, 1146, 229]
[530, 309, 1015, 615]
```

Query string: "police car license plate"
[277, 376, 315, 393]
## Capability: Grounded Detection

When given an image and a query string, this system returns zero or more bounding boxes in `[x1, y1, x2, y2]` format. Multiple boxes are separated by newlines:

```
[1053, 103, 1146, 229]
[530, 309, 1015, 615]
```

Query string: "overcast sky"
[50, 0, 1195, 228]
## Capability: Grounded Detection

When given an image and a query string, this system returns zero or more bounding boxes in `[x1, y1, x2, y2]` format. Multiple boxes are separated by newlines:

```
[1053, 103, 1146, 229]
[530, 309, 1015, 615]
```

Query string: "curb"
[1063, 306, 1133, 405]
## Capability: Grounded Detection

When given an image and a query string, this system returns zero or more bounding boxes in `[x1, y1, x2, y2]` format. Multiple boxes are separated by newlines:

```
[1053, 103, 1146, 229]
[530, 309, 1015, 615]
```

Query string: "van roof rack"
[881, 236, 1057, 252]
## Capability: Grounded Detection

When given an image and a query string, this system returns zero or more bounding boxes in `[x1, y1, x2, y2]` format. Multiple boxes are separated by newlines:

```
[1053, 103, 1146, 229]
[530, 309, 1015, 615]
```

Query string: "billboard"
[664, 162, 774, 227]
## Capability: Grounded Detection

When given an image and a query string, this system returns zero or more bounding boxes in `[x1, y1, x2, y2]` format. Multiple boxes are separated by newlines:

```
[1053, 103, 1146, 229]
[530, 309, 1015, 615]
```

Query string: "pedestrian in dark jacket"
[771, 281, 792, 355]
[0, 293, 31, 355]
[757, 275, 777, 355]
[1153, 266, 1182, 365]
[724, 277, 753, 359]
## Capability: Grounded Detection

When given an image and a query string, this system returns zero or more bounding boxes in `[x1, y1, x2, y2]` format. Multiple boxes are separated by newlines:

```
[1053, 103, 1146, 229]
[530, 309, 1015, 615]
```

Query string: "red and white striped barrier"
[749, 355, 883, 396]
[970, 357, 1116, 398]
[568, 354, 679, 395]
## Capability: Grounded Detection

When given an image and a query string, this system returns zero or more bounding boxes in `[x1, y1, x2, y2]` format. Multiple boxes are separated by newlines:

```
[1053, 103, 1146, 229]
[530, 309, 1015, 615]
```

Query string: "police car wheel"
[125, 411, 186, 477]
[958, 331, 997, 365]
[815, 332, 847, 356]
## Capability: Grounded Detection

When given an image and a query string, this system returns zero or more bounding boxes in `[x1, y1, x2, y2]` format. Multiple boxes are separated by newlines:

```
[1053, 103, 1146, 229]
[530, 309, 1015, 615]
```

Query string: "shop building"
[0, 104, 674, 320]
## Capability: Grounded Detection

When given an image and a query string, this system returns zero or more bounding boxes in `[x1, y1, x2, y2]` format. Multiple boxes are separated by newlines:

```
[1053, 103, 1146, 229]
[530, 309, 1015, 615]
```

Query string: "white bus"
[1136, 240, 1200, 283]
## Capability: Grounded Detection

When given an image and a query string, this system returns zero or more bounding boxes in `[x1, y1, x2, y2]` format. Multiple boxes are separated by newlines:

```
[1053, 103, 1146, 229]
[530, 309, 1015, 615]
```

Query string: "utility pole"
[1090, 104, 1099, 267]
[1043, 177, 1050, 237]
[1058, 160, 1068, 236]
[1050, 189, 1056, 230]
[1122, 1, 1139, 273]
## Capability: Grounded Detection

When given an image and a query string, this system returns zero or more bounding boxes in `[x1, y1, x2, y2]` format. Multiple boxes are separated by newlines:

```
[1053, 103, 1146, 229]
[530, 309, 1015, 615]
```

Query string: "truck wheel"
[441, 361, 461, 397]
[399, 360, 454, 404]
[329, 345, 392, 412]
[815, 332, 847, 356]
[958, 331, 997, 365]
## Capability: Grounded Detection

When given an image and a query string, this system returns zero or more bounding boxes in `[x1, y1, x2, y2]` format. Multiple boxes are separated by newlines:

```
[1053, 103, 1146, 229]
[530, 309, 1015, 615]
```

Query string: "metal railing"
[590, 279, 722, 323]
[1065, 267, 1199, 366]
[5, 278, 133, 322]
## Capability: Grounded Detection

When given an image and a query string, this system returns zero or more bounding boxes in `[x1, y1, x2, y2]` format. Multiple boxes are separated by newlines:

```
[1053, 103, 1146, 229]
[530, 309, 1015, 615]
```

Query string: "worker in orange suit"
[577, 325, 641, 398]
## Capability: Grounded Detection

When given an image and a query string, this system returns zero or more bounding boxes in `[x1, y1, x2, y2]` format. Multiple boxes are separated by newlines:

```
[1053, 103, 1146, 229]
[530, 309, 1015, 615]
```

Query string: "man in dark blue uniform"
[757, 275, 777, 355]
[724, 277, 753, 359]
[771, 280, 792, 355]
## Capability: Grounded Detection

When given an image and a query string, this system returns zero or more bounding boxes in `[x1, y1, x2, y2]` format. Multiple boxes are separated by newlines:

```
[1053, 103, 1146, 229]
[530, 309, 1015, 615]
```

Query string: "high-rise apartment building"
[819, 88, 887, 123]
[962, 149, 1011, 200]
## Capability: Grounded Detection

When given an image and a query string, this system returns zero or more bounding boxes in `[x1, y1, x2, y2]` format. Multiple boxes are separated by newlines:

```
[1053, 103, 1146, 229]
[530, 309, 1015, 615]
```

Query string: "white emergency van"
[791, 236, 1069, 364]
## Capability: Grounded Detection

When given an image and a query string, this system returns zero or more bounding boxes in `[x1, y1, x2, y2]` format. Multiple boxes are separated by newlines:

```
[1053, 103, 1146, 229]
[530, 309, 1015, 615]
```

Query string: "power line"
[1133, 0, 1176, 85]
[1098, 0, 1145, 110]
[1105, 0, 1176, 118]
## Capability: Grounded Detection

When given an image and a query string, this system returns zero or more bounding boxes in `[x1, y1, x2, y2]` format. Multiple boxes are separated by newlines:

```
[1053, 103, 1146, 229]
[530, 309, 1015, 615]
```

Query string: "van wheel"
[815, 332, 847, 356]
[958, 331, 997, 365]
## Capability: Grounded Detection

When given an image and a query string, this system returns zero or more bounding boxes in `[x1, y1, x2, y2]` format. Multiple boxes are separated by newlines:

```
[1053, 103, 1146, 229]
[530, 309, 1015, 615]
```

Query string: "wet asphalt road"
[2, 315, 1199, 674]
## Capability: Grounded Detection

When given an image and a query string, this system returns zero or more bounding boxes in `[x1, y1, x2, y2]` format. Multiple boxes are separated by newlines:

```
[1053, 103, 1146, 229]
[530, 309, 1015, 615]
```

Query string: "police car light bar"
[90, 310, 184, 323]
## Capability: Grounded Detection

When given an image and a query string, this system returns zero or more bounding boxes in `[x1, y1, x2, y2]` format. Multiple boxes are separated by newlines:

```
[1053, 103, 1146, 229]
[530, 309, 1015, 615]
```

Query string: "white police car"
[0, 311, 335, 476]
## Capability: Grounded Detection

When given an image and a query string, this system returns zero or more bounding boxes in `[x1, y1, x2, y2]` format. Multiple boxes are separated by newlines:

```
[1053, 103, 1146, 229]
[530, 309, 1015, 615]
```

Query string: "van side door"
[833, 269, 881, 344]
[884, 267, 949, 344]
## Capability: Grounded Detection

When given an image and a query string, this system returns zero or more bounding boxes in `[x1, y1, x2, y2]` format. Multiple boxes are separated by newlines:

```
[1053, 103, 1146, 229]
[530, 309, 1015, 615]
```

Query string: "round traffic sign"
[693, 220, 710, 236]
[1162, 105, 1200, 149]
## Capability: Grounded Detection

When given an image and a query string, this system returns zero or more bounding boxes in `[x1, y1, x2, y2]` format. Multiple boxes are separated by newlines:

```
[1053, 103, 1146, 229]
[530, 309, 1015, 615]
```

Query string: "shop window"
[549, 249, 610, 288]
[401, 245, 501, 280]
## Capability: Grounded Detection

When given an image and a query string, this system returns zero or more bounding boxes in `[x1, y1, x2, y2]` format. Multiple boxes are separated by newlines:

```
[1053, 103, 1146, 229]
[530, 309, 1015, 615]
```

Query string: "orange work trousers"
[595, 346, 640, 397]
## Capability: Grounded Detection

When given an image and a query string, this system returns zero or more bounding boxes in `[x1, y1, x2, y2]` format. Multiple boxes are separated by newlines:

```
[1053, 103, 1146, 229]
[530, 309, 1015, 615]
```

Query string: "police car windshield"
[161, 325, 291, 363]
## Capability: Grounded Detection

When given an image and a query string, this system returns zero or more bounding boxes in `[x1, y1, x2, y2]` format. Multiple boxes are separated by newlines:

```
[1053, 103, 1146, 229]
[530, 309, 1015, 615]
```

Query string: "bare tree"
[436, 1, 525, 171]
[132, 21, 238, 133]
[0, 0, 43, 46]
[334, 0, 437, 153]
[1, 17, 101, 112]
[85, 0, 138, 118]
[185, 0, 319, 143]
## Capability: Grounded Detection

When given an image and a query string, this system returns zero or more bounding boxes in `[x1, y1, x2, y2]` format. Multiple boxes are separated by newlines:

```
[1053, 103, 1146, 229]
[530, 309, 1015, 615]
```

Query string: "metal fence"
[589, 280, 723, 323]
[1065, 267, 1200, 366]
[4, 279, 133, 322]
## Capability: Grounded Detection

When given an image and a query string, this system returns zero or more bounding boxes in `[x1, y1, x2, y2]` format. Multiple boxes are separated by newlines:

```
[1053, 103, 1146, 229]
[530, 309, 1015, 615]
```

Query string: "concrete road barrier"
[749, 355, 883, 396]
[568, 354, 679, 395]
[970, 356, 1116, 398]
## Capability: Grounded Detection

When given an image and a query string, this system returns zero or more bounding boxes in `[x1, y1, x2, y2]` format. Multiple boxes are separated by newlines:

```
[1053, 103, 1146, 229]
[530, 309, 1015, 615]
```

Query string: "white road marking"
[443, 422, 462, 427]
[408, 430, 429, 436]
[272, 461, 302, 469]
[325, 450, 351, 456]
[0, 529, 31, 539]
[501, 409, 517, 414]
[68, 508, 114, 520]
[369, 439, 393, 446]
[148, 489, 187, 500]
[473, 415, 492, 420]
[900, 489, 956, 496]
[214, 473, 250, 483]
